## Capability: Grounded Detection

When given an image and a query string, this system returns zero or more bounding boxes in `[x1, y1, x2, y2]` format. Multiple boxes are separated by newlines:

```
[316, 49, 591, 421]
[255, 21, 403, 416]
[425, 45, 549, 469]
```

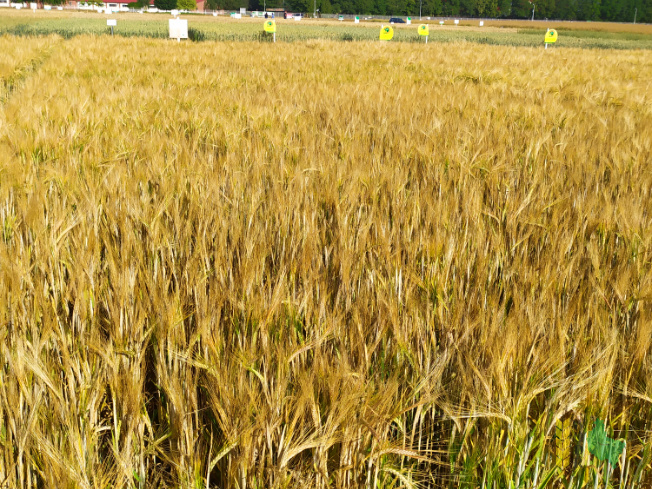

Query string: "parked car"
[389, 17, 405, 23]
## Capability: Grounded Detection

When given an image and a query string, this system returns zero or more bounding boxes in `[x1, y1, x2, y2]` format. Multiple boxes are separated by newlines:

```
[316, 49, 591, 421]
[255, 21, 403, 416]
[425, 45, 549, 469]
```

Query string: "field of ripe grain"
[1, 35, 652, 488]
[2, 10, 652, 48]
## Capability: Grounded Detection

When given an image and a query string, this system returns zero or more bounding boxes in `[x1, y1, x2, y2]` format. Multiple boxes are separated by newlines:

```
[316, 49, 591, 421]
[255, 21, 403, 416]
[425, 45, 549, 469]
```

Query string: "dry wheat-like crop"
[0, 36, 651, 488]
[478, 19, 652, 34]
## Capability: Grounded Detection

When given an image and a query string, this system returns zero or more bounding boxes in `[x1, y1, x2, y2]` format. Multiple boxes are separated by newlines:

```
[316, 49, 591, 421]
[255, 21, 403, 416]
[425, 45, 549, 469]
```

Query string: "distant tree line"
[154, 0, 196, 9]
[206, 0, 651, 22]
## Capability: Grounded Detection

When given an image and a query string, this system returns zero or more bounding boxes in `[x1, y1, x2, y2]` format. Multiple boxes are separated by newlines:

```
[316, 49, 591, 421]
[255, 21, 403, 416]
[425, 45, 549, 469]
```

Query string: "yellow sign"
[545, 29, 558, 43]
[418, 24, 429, 36]
[379, 25, 394, 41]
[264, 20, 276, 33]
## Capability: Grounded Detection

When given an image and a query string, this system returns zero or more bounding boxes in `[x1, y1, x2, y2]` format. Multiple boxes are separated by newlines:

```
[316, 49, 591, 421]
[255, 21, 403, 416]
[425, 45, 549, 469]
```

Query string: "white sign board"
[169, 18, 188, 40]
[171, 9, 179, 15]
[406, 17, 411, 24]
[454, 19, 459, 24]
[232, 12, 241, 18]
[294, 15, 301, 20]
[354, 16, 359, 23]
[30, 2, 36, 8]
[44, 5, 51, 9]
[240, 7, 245, 14]
[107, 19, 117, 25]
[479, 20, 484, 26]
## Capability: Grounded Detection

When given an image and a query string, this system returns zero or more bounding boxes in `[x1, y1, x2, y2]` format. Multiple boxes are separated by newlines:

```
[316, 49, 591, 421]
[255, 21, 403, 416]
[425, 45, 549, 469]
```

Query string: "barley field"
[1, 34, 652, 488]
[2, 10, 652, 48]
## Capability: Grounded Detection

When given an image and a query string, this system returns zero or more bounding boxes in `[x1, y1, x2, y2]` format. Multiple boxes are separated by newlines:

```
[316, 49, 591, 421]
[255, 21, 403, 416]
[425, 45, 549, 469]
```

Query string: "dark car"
[389, 17, 405, 23]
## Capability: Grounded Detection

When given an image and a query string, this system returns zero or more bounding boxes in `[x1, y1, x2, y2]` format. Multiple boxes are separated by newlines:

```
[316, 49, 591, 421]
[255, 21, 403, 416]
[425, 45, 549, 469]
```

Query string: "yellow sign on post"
[264, 20, 276, 33]
[418, 24, 429, 36]
[379, 25, 394, 41]
[544, 28, 558, 45]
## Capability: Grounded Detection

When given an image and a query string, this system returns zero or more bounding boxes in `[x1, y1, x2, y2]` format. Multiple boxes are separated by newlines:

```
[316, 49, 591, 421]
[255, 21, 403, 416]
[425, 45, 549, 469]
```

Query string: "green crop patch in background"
[1, 12, 652, 48]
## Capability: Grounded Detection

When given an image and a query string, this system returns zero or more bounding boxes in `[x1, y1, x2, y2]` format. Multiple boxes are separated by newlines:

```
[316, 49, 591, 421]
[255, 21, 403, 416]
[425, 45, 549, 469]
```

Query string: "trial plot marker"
[379, 25, 394, 41]
[264, 19, 276, 42]
[169, 18, 188, 42]
[544, 28, 558, 49]
[418, 24, 429, 43]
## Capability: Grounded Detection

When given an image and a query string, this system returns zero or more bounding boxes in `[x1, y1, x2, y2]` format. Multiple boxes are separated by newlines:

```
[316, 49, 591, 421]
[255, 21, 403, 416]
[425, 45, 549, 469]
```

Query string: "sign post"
[169, 18, 188, 42]
[107, 18, 116, 35]
[264, 19, 276, 42]
[379, 25, 393, 41]
[544, 28, 557, 49]
[418, 23, 429, 43]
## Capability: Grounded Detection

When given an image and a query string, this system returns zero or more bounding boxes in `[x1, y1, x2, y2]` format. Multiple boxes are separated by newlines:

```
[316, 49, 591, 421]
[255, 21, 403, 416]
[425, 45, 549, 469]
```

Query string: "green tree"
[386, 0, 406, 15]
[421, 0, 442, 15]
[374, 0, 387, 14]
[482, 0, 498, 16]
[441, 0, 461, 15]
[642, 0, 652, 22]
[497, 0, 511, 16]
[527, 0, 556, 17]
[422, 0, 442, 15]
[286, 0, 310, 12]
[600, 0, 624, 20]
[356, 0, 374, 15]
[177, 0, 197, 9]
[339, 0, 355, 12]
[577, 0, 601, 19]
[553, 0, 578, 18]
[460, 0, 476, 15]
[405, 0, 416, 15]
[155, 0, 176, 10]
[511, 0, 532, 17]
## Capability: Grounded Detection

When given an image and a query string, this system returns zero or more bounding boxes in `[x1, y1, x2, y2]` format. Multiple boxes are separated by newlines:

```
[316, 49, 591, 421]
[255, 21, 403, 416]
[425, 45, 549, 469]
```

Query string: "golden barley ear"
[556, 418, 572, 476]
